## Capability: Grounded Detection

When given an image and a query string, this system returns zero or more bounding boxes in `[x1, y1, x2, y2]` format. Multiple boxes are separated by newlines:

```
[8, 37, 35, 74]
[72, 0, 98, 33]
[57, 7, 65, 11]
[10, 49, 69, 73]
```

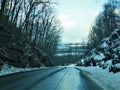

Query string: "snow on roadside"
[93, 53, 105, 61]
[0, 64, 46, 76]
[101, 42, 108, 48]
[67, 64, 76, 67]
[79, 66, 120, 90]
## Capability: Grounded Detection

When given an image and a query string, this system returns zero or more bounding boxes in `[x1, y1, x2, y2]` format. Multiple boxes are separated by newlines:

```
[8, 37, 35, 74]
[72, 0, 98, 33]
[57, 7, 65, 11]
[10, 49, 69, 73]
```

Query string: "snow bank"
[101, 42, 108, 48]
[115, 63, 120, 68]
[79, 28, 120, 70]
[79, 66, 120, 90]
[67, 64, 76, 67]
[94, 53, 105, 61]
[0, 64, 46, 76]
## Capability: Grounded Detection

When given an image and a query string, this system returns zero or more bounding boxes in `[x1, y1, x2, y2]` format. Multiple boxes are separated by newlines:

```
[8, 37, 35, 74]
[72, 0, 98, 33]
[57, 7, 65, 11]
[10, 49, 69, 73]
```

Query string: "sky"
[55, 0, 106, 44]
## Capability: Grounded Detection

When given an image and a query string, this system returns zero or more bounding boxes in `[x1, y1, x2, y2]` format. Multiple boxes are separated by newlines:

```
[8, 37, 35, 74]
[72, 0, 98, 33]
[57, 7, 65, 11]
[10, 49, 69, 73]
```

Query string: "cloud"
[56, 0, 106, 43]
[57, 11, 100, 43]
[90, 10, 100, 18]
[57, 12, 93, 43]
[57, 14, 75, 28]
[61, 26, 90, 43]
[57, 13, 84, 28]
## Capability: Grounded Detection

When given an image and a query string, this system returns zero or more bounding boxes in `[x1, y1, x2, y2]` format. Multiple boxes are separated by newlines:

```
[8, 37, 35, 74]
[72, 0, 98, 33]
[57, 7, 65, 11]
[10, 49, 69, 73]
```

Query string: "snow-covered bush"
[76, 59, 85, 66]
[93, 53, 105, 61]
[79, 28, 120, 72]
[109, 63, 120, 73]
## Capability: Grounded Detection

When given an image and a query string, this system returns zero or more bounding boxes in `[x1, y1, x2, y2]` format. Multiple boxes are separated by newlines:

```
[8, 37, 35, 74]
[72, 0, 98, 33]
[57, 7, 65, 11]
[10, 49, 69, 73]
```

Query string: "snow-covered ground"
[0, 63, 75, 77]
[76, 28, 120, 90]
[0, 64, 46, 76]
[79, 66, 120, 90]
[1, 63, 120, 90]
[67, 64, 76, 67]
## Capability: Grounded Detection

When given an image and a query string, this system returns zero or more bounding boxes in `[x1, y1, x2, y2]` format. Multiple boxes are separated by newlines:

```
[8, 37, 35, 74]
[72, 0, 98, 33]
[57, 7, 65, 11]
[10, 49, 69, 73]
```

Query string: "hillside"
[0, 15, 52, 69]
[78, 27, 120, 73]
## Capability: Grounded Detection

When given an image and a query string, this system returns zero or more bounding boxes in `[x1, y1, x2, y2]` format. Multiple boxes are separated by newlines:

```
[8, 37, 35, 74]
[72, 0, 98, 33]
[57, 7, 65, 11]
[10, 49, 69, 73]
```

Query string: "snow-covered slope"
[0, 63, 46, 76]
[78, 66, 120, 90]
[79, 28, 120, 73]
[76, 28, 120, 90]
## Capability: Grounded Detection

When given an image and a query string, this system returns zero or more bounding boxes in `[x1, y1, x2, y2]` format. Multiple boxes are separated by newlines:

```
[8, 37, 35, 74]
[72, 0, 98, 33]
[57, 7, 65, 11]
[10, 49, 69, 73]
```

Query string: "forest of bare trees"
[0, 0, 62, 67]
[85, 0, 120, 55]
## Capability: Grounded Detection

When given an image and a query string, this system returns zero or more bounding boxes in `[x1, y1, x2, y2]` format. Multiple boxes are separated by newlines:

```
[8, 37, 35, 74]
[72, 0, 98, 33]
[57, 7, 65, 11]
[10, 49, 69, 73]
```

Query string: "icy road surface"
[0, 67, 102, 90]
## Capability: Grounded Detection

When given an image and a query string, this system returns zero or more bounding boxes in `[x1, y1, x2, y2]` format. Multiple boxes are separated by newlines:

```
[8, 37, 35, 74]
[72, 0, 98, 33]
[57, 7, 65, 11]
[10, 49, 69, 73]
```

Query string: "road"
[0, 66, 103, 90]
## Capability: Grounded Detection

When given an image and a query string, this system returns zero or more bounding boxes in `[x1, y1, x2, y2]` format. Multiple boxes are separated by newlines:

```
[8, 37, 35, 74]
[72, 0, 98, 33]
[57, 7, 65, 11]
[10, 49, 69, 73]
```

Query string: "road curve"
[31, 67, 88, 90]
[0, 66, 103, 90]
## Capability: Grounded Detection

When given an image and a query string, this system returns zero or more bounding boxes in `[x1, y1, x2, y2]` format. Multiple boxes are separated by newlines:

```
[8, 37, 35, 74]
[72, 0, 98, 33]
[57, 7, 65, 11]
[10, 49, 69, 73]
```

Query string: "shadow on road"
[76, 68, 104, 90]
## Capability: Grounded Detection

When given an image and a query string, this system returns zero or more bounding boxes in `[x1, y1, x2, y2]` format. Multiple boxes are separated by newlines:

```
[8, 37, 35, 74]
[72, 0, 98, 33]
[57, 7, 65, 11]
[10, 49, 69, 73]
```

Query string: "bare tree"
[0, 0, 62, 66]
[87, 0, 119, 52]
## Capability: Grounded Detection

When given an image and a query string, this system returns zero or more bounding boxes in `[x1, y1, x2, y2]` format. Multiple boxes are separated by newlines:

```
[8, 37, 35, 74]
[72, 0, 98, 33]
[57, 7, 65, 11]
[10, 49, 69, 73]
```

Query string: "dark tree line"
[86, 0, 120, 54]
[0, 0, 62, 65]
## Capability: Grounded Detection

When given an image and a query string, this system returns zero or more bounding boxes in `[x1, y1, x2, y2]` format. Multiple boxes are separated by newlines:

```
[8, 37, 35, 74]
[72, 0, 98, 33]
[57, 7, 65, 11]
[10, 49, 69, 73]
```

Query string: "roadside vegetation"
[77, 0, 120, 73]
[0, 0, 62, 68]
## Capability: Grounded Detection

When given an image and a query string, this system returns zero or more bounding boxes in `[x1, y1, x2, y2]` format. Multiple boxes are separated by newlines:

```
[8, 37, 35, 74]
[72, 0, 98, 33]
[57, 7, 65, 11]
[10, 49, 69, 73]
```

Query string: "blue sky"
[55, 0, 106, 43]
